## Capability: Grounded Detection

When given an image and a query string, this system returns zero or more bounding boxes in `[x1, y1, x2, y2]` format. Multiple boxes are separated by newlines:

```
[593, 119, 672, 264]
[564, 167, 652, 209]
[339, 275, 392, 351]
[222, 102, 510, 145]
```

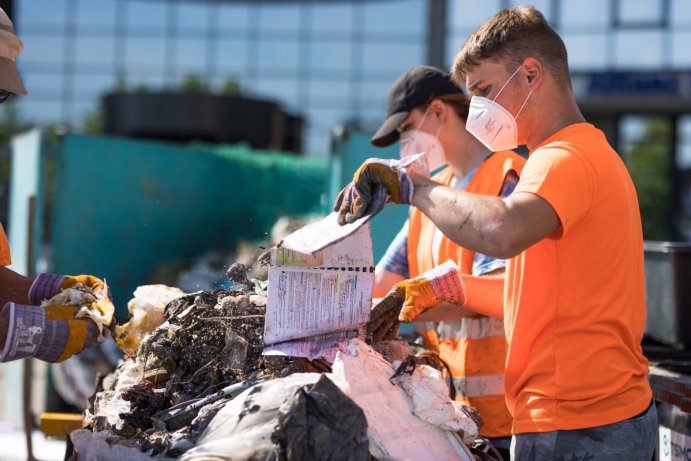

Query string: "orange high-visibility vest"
[408, 150, 524, 438]
[0, 224, 11, 266]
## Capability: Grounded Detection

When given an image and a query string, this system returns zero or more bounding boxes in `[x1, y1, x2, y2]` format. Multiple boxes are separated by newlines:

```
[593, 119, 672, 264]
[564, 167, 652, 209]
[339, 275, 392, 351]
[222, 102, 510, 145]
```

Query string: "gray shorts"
[510, 401, 657, 461]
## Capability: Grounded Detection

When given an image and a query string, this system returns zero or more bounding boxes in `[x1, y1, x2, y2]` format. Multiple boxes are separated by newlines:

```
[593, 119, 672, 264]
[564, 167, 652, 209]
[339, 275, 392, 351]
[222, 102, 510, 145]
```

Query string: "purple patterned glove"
[28, 273, 66, 305]
[0, 303, 99, 363]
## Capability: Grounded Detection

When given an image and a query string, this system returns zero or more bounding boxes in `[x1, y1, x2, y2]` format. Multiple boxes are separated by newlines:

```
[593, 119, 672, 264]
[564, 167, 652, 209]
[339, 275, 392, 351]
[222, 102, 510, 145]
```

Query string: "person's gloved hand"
[367, 296, 403, 343]
[28, 273, 107, 305]
[0, 302, 99, 362]
[367, 261, 464, 342]
[333, 158, 415, 225]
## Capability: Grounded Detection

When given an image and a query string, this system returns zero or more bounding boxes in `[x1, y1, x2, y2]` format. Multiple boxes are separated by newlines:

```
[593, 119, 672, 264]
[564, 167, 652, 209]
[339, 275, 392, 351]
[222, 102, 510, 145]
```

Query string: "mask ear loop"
[491, 65, 523, 103]
[415, 102, 444, 139]
[429, 119, 445, 171]
[514, 89, 533, 120]
[405, 102, 444, 171]
[414, 103, 433, 130]
[492, 65, 532, 120]
[433, 108, 443, 138]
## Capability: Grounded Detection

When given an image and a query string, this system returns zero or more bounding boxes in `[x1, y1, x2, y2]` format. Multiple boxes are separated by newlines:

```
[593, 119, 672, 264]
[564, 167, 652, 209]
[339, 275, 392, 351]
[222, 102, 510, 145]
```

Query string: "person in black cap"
[368, 65, 525, 459]
[0, 8, 111, 364]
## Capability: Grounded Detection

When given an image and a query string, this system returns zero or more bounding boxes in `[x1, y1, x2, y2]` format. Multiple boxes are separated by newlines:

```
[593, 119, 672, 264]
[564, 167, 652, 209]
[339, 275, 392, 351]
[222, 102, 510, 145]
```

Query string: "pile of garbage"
[78, 264, 327, 458]
[70, 263, 481, 461]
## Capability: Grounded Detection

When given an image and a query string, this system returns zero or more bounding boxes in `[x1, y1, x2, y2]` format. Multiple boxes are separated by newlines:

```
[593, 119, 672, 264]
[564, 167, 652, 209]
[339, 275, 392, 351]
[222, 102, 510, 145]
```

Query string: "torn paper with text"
[263, 212, 374, 359]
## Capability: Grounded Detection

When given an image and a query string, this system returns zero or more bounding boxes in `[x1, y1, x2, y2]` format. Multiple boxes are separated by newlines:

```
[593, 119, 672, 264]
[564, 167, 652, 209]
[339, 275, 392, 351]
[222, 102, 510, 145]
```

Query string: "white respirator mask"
[465, 66, 532, 152]
[399, 105, 447, 172]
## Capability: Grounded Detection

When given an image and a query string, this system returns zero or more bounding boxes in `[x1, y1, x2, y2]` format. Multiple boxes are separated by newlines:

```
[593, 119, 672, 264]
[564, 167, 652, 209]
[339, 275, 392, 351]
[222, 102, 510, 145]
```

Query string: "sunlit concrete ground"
[0, 422, 66, 461]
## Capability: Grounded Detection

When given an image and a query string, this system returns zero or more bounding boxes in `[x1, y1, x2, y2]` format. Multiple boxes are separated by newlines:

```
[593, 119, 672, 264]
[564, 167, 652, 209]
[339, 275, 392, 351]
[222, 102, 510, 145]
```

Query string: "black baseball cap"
[371, 65, 462, 147]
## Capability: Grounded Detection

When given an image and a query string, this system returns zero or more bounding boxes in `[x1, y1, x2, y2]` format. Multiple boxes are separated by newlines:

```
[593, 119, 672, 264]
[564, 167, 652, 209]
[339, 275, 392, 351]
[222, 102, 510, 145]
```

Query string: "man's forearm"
[0, 266, 32, 307]
[411, 175, 510, 258]
[411, 174, 560, 259]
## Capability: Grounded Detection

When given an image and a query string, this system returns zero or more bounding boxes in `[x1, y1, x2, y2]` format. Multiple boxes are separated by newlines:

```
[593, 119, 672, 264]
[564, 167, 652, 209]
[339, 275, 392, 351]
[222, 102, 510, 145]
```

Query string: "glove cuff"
[0, 303, 48, 362]
[398, 169, 414, 205]
[28, 273, 66, 305]
[426, 260, 466, 306]
[0, 302, 99, 363]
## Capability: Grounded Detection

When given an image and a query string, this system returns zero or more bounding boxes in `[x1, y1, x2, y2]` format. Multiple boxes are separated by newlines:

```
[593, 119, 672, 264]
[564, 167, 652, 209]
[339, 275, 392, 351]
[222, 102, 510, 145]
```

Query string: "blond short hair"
[451, 6, 571, 90]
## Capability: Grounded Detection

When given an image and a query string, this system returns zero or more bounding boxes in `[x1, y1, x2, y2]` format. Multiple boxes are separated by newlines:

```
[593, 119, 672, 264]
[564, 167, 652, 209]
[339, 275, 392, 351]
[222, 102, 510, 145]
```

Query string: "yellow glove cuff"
[61, 275, 105, 291]
[398, 279, 439, 323]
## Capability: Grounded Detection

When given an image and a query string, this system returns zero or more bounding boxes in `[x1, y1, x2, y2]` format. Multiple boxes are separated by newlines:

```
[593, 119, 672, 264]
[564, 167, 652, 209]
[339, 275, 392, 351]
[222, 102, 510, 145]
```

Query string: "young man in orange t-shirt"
[334, 6, 656, 460]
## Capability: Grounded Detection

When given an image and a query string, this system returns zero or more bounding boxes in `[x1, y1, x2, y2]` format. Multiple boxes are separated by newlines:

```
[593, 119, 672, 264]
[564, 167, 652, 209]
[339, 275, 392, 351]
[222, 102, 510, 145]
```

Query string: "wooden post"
[23, 194, 36, 461]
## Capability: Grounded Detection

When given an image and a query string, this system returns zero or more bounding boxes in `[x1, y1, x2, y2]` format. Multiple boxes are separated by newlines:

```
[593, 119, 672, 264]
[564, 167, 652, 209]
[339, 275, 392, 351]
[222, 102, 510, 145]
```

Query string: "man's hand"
[29, 273, 108, 305]
[367, 261, 465, 342]
[333, 158, 414, 225]
[0, 302, 99, 363]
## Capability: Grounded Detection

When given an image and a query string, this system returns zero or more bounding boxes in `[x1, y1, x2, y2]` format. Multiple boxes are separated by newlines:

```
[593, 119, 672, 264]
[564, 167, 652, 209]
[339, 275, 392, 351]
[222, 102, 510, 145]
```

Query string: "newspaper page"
[264, 267, 372, 344]
[263, 213, 374, 350]
[262, 329, 361, 362]
[280, 211, 374, 255]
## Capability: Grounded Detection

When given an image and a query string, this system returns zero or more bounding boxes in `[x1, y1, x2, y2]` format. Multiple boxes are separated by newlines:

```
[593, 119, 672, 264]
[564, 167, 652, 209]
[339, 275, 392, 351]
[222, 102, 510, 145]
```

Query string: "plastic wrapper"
[115, 285, 184, 356]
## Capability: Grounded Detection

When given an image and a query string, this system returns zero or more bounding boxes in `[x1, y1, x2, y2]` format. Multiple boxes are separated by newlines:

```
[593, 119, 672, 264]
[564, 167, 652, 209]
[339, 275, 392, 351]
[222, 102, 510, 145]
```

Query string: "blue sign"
[588, 72, 681, 96]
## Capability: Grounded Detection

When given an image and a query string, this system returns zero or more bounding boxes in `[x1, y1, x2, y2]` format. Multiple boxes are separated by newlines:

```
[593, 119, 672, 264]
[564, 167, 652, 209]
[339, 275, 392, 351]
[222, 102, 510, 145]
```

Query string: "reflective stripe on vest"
[453, 373, 505, 398]
[437, 316, 505, 341]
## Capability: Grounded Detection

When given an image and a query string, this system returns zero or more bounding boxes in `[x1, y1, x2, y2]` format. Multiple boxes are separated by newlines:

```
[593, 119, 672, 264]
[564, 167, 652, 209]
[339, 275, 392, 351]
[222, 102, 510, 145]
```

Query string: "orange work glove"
[368, 260, 465, 342]
[61, 274, 106, 291]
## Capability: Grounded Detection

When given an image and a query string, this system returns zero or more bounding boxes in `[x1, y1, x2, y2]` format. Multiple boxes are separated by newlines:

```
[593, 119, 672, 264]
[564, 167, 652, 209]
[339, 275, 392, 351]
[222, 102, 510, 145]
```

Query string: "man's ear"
[523, 57, 543, 89]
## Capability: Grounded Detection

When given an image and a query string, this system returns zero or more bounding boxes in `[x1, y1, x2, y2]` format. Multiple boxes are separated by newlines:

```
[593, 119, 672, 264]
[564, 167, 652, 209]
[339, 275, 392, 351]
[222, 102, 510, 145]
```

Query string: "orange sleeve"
[513, 146, 593, 238]
[0, 224, 10, 266]
[461, 273, 504, 319]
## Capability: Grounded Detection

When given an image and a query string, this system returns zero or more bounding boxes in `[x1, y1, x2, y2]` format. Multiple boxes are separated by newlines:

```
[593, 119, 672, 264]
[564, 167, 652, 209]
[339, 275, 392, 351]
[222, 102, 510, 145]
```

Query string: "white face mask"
[399, 106, 447, 172]
[465, 66, 532, 152]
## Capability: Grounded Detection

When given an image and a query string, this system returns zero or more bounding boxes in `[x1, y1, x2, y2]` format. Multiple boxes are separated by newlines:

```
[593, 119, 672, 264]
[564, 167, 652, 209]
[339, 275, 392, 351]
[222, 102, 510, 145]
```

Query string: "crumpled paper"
[390, 362, 479, 445]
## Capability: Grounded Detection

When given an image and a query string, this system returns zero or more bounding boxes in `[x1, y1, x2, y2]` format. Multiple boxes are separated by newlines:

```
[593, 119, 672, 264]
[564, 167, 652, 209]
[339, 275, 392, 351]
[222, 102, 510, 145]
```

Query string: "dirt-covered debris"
[119, 381, 166, 430]
[85, 263, 320, 458]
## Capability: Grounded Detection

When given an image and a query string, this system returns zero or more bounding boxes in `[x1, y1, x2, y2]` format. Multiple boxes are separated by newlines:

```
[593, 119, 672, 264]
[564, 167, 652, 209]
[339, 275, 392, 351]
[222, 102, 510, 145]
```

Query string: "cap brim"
[0, 58, 26, 95]
[371, 111, 408, 147]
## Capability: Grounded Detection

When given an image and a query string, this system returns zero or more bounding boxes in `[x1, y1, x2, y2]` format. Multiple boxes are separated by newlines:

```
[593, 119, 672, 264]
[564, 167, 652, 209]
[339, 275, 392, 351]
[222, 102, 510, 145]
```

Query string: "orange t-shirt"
[505, 123, 651, 434]
[0, 223, 10, 266]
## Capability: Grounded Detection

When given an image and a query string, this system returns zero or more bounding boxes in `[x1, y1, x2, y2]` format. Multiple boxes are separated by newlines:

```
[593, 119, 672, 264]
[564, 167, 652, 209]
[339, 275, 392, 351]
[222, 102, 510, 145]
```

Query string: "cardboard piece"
[329, 339, 475, 461]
